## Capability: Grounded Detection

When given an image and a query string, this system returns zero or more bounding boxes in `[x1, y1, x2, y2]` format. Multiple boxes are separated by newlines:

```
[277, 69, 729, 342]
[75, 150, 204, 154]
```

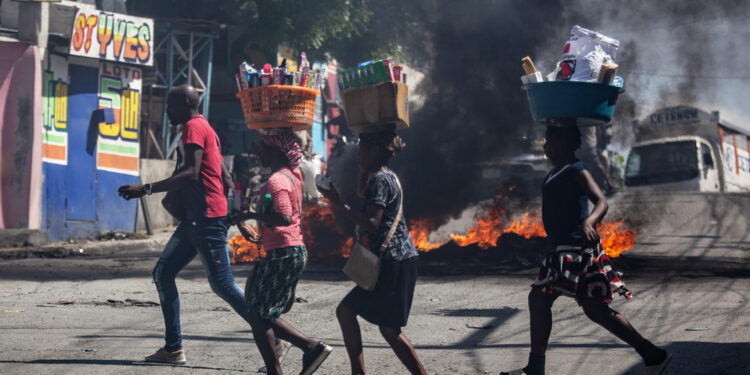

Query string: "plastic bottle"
[392, 66, 403, 82]
[383, 59, 394, 81]
[299, 52, 310, 72]
[227, 189, 235, 216]
[261, 193, 273, 214]
[261, 64, 273, 86]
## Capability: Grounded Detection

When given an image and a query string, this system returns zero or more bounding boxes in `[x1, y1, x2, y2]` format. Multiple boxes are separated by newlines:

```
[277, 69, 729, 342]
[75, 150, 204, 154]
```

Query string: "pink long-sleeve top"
[259, 168, 304, 250]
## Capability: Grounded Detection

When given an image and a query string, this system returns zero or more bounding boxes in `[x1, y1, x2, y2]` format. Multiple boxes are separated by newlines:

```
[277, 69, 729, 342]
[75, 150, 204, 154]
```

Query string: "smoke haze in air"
[333, 0, 749, 223]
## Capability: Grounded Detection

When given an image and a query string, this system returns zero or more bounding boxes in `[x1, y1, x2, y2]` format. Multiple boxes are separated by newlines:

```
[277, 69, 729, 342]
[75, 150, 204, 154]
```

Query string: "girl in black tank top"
[502, 123, 670, 375]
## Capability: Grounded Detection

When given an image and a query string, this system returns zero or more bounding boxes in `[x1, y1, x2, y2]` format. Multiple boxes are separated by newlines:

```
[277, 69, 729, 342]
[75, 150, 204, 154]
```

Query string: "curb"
[0, 232, 172, 260]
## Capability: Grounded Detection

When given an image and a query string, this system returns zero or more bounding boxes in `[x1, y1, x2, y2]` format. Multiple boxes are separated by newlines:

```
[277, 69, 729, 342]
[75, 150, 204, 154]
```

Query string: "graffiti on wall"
[42, 55, 69, 165]
[96, 62, 141, 176]
[70, 9, 154, 67]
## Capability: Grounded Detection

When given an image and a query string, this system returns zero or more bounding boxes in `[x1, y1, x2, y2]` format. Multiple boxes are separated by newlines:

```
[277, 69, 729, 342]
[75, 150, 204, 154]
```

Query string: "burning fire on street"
[230, 201, 356, 264]
[229, 199, 638, 264]
[409, 212, 636, 258]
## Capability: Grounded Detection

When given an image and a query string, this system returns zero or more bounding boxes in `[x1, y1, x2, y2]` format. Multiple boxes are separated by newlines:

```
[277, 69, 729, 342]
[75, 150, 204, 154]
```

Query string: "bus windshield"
[625, 141, 699, 186]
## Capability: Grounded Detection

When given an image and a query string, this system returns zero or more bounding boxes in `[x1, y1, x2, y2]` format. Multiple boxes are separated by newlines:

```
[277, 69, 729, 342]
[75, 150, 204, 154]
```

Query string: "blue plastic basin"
[522, 81, 625, 126]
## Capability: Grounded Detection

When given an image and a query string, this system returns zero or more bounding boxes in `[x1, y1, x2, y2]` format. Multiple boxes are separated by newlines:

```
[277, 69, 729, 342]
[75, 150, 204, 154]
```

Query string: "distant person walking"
[230, 131, 332, 375]
[502, 121, 670, 375]
[318, 128, 427, 375]
[117, 85, 253, 366]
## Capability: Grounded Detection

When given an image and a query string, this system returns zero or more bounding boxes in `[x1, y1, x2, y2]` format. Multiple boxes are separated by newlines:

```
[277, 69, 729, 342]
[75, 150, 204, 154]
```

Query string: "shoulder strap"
[378, 172, 403, 254]
[544, 163, 573, 184]
[278, 170, 302, 219]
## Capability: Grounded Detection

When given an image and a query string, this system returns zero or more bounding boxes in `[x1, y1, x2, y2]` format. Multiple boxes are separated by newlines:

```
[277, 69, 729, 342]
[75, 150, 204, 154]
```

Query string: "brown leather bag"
[162, 162, 186, 221]
[161, 190, 185, 221]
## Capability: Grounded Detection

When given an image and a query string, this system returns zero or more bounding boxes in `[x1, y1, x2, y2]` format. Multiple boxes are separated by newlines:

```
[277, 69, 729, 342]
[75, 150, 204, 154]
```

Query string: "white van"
[625, 106, 750, 193]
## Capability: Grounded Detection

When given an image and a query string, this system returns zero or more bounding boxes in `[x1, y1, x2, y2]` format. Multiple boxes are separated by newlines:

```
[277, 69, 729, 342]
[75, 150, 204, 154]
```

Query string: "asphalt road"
[0, 246, 748, 375]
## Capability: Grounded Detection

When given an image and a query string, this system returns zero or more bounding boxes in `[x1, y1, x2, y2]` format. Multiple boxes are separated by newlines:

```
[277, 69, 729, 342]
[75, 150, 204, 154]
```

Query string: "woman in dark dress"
[318, 128, 427, 375]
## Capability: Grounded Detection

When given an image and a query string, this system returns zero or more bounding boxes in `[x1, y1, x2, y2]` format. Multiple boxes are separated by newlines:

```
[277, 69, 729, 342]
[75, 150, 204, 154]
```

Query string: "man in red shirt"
[118, 85, 255, 366]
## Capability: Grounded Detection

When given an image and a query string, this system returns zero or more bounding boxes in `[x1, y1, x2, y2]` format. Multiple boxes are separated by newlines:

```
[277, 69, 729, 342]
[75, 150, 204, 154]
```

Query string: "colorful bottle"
[261, 193, 273, 214]
[250, 73, 261, 88]
[299, 52, 310, 72]
[273, 67, 283, 85]
[227, 189, 235, 216]
[392, 66, 403, 82]
[261, 64, 273, 86]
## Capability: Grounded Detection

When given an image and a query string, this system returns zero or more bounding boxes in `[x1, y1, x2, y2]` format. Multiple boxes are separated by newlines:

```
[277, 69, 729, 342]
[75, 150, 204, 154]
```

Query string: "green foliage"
[128, 0, 430, 69]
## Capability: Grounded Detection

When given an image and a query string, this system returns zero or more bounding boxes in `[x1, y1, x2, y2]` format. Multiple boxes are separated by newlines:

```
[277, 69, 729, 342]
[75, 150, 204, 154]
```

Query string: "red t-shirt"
[182, 115, 226, 218]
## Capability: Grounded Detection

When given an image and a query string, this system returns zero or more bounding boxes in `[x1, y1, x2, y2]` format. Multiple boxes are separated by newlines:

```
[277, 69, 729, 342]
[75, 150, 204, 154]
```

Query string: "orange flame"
[409, 208, 636, 257]
[230, 199, 637, 262]
[301, 201, 337, 254]
[341, 237, 355, 258]
[502, 212, 546, 239]
[598, 220, 637, 258]
[228, 233, 266, 263]
[450, 206, 507, 248]
[408, 219, 443, 251]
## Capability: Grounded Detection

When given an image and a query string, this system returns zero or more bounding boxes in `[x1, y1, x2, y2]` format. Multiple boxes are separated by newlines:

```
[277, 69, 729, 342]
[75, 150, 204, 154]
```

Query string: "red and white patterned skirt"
[533, 243, 632, 304]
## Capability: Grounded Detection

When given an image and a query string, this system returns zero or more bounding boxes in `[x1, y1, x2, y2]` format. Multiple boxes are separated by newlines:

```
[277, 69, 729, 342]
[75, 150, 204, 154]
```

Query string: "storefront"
[41, 6, 154, 240]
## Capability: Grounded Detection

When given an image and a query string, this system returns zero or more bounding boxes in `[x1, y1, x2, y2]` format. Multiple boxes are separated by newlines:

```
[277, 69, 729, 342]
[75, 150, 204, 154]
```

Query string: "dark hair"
[359, 129, 406, 156]
[545, 125, 581, 150]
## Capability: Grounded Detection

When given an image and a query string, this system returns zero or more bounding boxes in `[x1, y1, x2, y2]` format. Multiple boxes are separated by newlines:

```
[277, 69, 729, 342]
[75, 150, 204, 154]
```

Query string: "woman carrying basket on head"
[230, 132, 332, 375]
[502, 122, 670, 375]
[318, 128, 428, 375]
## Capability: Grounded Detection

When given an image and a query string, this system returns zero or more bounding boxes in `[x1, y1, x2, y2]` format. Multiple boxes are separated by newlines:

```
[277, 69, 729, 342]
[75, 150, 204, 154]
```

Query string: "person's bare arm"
[340, 203, 383, 233]
[575, 169, 609, 246]
[221, 162, 233, 196]
[318, 185, 381, 232]
[231, 210, 292, 227]
[230, 180, 292, 227]
[118, 144, 203, 200]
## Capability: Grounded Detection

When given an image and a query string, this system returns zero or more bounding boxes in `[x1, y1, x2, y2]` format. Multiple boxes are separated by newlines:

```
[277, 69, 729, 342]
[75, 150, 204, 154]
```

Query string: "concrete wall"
[136, 158, 178, 232]
[0, 42, 42, 229]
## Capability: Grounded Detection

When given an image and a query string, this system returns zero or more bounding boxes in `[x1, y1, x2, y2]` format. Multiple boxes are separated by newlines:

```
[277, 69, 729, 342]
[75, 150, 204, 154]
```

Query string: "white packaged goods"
[521, 72, 544, 84]
[552, 25, 619, 82]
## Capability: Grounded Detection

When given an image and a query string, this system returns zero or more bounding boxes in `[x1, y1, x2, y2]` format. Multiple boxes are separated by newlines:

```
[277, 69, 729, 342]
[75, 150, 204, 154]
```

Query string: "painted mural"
[96, 62, 141, 176]
[42, 55, 69, 165]
[70, 9, 154, 67]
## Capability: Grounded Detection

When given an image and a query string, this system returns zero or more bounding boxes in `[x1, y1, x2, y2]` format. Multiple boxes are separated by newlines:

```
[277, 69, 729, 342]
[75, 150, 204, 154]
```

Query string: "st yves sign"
[69, 9, 154, 67]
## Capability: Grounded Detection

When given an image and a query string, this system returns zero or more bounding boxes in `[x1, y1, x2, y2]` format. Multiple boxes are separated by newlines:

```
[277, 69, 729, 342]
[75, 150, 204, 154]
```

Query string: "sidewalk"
[0, 226, 246, 261]
[0, 230, 174, 260]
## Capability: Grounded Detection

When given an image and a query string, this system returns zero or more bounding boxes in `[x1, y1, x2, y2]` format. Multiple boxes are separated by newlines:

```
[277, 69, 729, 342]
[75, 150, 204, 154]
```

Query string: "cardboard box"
[342, 82, 409, 134]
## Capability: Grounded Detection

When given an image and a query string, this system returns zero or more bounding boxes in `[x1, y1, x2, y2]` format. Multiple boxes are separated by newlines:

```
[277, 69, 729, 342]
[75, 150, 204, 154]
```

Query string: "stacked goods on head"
[339, 59, 409, 134]
[521, 25, 625, 126]
[235, 52, 322, 132]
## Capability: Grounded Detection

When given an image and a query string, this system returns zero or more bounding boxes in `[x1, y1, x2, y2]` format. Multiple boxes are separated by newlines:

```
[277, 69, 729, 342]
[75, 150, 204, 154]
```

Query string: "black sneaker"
[257, 340, 292, 373]
[646, 351, 672, 375]
[299, 342, 332, 375]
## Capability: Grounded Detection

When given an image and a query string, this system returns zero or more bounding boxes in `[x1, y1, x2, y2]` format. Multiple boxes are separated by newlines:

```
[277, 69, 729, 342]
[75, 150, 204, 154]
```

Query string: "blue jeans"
[152, 216, 249, 349]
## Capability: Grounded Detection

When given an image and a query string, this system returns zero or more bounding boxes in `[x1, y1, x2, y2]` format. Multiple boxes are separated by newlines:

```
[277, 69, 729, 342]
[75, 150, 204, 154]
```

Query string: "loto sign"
[70, 9, 154, 67]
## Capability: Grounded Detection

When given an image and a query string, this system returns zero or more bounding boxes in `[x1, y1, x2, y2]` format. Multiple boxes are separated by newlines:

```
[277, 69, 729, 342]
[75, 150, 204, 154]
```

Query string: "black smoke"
[392, 0, 588, 221]
[331, 0, 749, 224]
